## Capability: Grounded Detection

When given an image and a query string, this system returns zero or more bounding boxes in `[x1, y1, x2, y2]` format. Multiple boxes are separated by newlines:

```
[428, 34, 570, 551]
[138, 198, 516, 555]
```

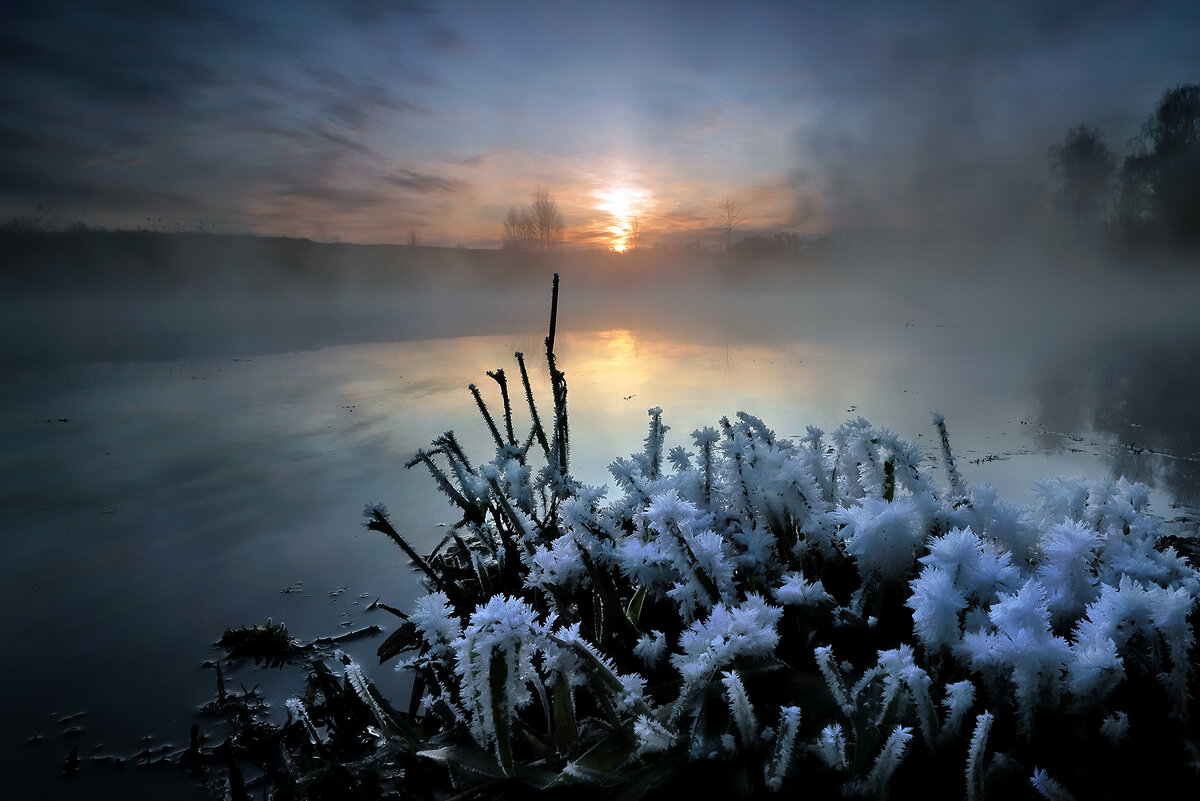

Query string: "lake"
[2, 259, 1198, 799]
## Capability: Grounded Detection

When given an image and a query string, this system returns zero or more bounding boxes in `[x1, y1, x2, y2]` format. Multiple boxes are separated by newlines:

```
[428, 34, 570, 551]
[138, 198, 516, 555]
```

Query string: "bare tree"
[503, 187, 565, 250]
[719, 198, 742, 250]
[502, 207, 535, 250]
[1048, 124, 1116, 227]
[0, 199, 60, 233]
[626, 216, 642, 251]
[1136, 83, 1200, 241]
[530, 187, 565, 250]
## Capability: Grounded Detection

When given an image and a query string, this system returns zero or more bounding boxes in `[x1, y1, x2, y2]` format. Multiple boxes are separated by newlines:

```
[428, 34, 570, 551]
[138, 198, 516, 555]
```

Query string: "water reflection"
[4, 316, 1197, 799]
[1034, 340, 1200, 509]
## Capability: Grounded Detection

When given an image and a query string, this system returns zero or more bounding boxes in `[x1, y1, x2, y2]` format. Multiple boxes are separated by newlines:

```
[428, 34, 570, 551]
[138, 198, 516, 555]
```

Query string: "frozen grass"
[189, 275, 1198, 800]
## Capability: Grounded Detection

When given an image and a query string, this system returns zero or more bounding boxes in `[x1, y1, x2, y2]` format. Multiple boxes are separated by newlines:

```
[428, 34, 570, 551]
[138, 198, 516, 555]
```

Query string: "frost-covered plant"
[249, 277, 1200, 801]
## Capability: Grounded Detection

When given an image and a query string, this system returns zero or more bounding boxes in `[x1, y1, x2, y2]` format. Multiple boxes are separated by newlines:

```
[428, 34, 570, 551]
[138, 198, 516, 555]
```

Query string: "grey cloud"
[307, 69, 424, 132]
[790, 0, 1198, 235]
[427, 25, 467, 53]
[270, 184, 388, 212]
[332, 0, 432, 25]
[388, 170, 464, 194]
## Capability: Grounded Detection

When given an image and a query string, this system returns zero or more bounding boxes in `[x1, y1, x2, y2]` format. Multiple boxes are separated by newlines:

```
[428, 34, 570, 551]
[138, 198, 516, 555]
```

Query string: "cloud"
[427, 25, 467, 53]
[306, 68, 425, 131]
[1, 0, 1196, 244]
[331, 0, 432, 25]
[787, 0, 1199, 236]
[388, 170, 464, 194]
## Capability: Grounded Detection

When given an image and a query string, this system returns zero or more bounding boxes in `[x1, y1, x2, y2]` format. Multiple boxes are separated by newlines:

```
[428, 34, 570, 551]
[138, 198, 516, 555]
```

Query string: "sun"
[595, 186, 650, 252]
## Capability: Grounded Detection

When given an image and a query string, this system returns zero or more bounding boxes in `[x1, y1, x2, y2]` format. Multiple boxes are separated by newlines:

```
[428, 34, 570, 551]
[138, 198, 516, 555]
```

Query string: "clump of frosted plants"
[327, 278, 1199, 799]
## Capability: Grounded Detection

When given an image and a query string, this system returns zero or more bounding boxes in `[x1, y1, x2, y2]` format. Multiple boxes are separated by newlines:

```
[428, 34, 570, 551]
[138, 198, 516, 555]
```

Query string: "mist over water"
[1, 230, 1198, 799]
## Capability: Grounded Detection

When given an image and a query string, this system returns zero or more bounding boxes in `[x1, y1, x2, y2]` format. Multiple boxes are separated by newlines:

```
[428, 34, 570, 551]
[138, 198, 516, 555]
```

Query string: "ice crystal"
[633, 714, 676, 757]
[452, 595, 547, 748]
[721, 670, 759, 747]
[673, 594, 782, 691]
[838, 496, 931, 583]
[633, 630, 668, 668]
[409, 591, 462, 657]
[814, 723, 848, 770]
[765, 705, 802, 790]
[774, 572, 834, 607]
[1030, 767, 1075, 801]
[1099, 710, 1129, 744]
[363, 349, 1200, 799]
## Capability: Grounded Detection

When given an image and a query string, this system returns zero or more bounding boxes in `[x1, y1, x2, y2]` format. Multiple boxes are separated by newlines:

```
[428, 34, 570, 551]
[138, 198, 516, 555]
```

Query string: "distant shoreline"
[0, 230, 816, 366]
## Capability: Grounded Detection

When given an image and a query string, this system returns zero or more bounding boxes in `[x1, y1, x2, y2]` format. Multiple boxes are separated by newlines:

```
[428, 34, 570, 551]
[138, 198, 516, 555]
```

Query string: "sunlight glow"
[595, 186, 652, 252]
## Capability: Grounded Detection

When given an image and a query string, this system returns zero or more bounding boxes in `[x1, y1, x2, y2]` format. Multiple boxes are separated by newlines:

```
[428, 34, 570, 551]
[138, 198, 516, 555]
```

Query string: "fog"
[5, 227, 1199, 498]
[4, 225, 1200, 799]
[3, 225, 1197, 364]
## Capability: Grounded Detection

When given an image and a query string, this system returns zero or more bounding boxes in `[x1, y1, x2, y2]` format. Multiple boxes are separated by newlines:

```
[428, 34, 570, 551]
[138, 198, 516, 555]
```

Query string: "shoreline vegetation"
[147, 276, 1196, 800]
[0, 228, 829, 295]
[3, 226, 1198, 369]
[0, 228, 821, 366]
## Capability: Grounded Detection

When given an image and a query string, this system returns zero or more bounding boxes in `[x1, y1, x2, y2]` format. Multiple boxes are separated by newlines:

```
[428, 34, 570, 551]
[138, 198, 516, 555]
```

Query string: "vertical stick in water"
[932, 412, 965, 498]
[547, 272, 560, 355]
[544, 273, 569, 480]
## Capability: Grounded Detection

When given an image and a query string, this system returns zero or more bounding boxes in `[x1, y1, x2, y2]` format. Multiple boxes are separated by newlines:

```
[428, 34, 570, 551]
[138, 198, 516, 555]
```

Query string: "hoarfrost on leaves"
[774, 572, 834, 607]
[907, 566, 967, 652]
[363, 369, 1200, 800]
[633, 714, 676, 758]
[765, 705, 802, 790]
[838, 496, 932, 583]
[1030, 767, 1077, 801]
[451, 595, 548, 748]
[1099, 710, 1129, 744]
[672, 594, 782, 690]
[633, 630, 668, 668]
[408, 591, 462, 657]
[814, 723, 848, 770]
[721, 670, 759, 747]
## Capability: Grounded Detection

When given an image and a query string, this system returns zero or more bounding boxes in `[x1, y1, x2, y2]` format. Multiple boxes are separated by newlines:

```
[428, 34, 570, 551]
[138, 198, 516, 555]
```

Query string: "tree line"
[502, 187, 565, 251]
[1049, 83, 1200, 245]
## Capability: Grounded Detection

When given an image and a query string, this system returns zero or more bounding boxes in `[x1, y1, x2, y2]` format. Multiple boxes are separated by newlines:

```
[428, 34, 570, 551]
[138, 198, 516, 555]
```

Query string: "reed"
[175, 275, 1199, 800]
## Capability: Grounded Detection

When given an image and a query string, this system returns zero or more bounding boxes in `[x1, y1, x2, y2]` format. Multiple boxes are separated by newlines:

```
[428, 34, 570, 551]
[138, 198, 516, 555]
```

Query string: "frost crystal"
[633, 630, 668, 668]
[774, 572, 834, 607]
[765, 706, 802, 790]
[721, 670, 759, 747]
[673, 594, 782, 689]
[1099, 711, 1129, 744]
[838, 497, 931, 582]
[451, 595, 547, 748]
[814, 723, 847, 770]
[371, 386, 1200, 798]
[633, 714, 676, 757]
[409, 591, 462, 656]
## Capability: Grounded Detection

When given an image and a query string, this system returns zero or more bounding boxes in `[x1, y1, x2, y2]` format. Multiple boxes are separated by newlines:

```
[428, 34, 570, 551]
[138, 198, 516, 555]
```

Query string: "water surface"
[2, 273, 1197, 799]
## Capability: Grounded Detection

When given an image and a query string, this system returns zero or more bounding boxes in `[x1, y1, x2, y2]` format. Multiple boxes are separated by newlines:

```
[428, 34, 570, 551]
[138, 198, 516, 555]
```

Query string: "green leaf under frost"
[490, 650, 516, 777]
[377, 620, 421, 664]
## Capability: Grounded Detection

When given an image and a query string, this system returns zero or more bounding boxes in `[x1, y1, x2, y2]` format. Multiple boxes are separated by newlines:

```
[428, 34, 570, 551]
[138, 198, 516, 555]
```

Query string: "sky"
[1, 0, 1197, 249]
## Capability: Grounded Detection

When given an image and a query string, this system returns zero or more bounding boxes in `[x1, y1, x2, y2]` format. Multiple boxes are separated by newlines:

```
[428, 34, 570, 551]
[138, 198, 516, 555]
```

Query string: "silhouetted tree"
[1116, 145, 1156, 239]
[1143, 83, 1200, 241]
[0, 200, 59, 232]
[719, 198, 742, 250]
[727, 231, 805, 259]
[1118, 83, 1200, 243]
[530, 187, 565, 250]
[625, 216, 642, 251]
[502, 206, 535, 250]
[1048, 125, 1116, 227]
[503, 187, 565, 250]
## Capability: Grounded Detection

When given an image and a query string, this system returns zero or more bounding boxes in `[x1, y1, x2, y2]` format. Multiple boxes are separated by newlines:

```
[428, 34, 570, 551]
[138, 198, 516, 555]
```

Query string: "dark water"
[2, 268, 1198, 799]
